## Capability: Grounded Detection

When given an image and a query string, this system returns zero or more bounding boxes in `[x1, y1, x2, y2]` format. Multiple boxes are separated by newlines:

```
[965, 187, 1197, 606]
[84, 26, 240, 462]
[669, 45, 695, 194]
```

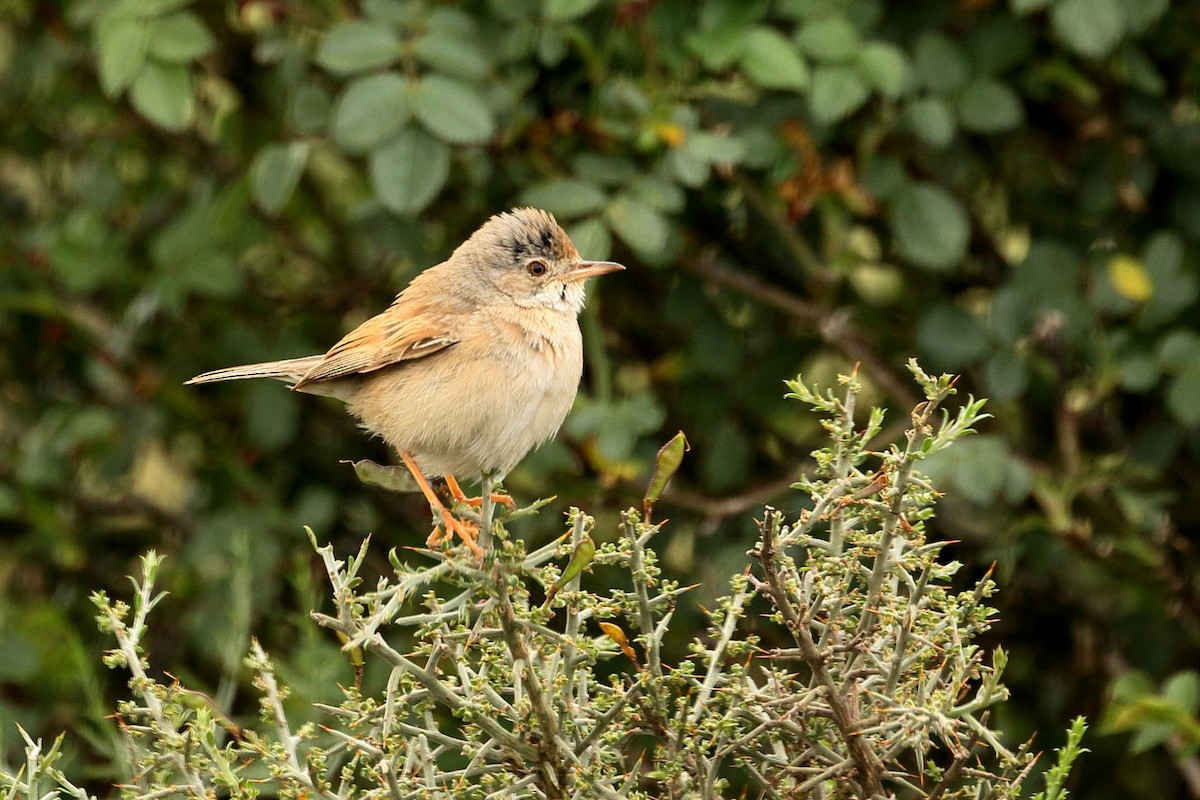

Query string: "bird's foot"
[427, 511, 483, 561]
[399, 451, 487, 560]
[444, 474, 516, 511]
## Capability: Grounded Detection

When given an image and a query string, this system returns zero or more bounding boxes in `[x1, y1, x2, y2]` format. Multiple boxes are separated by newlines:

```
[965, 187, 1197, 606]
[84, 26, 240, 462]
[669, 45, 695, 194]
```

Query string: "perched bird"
[187, 208, 623, 555]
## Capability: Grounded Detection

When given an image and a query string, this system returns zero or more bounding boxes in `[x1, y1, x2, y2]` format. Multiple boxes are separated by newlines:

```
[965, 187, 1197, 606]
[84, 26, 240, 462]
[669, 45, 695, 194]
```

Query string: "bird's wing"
[292, 291, 462, 388]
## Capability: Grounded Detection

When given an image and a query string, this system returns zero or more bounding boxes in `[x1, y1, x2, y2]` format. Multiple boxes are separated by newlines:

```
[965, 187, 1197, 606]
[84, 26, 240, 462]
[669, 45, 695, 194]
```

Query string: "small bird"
[187, 208, 623, 555]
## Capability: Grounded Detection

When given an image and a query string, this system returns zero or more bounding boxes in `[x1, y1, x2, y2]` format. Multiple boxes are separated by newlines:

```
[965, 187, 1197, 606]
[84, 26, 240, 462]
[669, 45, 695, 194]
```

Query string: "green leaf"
[544, 0, 603, 22]
[917, 304, 988, 369]
[413, 74, 495, 144]
[1163, 671, 1200, 715]
[630, 175, 686, 213]
[95, 12, 148, 97]
[699, 0, 769, 30]
[544, 535, 596, 608]
[796, 16, 859, 63]
[1144, 230, 1183, 275]
[158, 250, 240, 303]
[414, 9, 491, 81]
[289, 83, 332, 135]
[1118, 351, 1159, 391]
[315, 20, 399, 75]
[809, 65, 871, 123]
[1115, 46, 1166, 96]
[129, 60, 193, 131]
[1156, 329, 1197, 370]
[48, 211, 125, 292]
[1011, 0, 1052, 13]
[683, 131, 746, 165]
[1051, 0, 1124, 59]
[1129, 721, 1176, 755]
[126, 0, 191, 16]
[740, 27, 809, 90]
[666, 147, 710, 188]
[346, 459, 420, 493]
[1140, 231, 1198, 327]
[1109, 670, 1156, 704]
[369, 127, 450, 215]
[890, 182, 970, 270]
[362, 0, 420, 26]
[956, 78, 1023, 133]
[1121, 0, 1167, 34]
[1167, 355, 1200, 426]
[921, 435, 1028, 504]
[684, 25, 748, 70]
[645, 431, 689, 509]
[145, 12, 213, 63]
[537, 28, 568, 66]
[414, 32, 490, 83]
[573, 153, 640, 187]
[607, 195, 670, 256]
[1152, 331, 1200, 369]
[250, 142, 309, 216]
[862, 155, 907, 199]
[983, 349, 1029, 401]
[566, 217, 612, 261]
[0, 485, 18, 518]
[967, 16, 1036, 76]
[332, 73, 412, 154]
[914, 33, 969, 93]
[518, 178, 608, 218]
[564, 393, 666, 462]
[906, 97, 956, 148]
[857, 42, 909, 98]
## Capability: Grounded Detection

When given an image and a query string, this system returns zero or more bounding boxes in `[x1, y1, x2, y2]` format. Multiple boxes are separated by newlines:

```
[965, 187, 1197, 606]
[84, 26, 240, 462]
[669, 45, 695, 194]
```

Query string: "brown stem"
[1055, 399, 1083, 478]
[755, 509, 886, 798]
[681, 254, 922, 411]
[494, 564, 569, 798]
[661, 467, 806, 521]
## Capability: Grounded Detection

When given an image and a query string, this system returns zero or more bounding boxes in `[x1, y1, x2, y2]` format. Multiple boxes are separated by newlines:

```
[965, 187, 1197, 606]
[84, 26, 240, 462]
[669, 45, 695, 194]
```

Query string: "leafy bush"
[3, 367, 1087, 798]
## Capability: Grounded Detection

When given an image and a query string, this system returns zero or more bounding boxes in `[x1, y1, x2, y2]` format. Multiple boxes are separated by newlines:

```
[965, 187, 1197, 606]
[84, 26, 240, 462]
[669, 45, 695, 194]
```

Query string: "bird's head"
[459, 207, 624, 313]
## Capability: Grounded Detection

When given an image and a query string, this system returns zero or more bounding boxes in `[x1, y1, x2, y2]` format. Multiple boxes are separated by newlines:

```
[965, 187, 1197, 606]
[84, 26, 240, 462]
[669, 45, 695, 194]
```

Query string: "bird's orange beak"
[566, 260, 625, 281]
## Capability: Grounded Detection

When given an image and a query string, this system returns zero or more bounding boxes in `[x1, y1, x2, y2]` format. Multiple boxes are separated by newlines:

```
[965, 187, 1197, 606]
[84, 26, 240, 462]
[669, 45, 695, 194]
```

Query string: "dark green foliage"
[1, 0, 1198, 795]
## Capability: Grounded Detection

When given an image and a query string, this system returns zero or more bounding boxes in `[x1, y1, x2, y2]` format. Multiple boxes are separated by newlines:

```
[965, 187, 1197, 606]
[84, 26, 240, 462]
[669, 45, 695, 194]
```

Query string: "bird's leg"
[443, 475, 516, 510]
[398, 451, 482, 559]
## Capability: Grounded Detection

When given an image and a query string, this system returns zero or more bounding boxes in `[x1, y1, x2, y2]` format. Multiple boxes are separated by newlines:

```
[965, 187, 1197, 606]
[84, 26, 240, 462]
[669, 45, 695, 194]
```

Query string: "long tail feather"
[185, 356, 324, 386]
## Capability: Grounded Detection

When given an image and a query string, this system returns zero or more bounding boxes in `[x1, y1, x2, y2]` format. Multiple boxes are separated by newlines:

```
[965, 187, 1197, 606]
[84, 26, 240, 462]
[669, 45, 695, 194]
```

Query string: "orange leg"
[444, 474, 516, 511]
[399, 451, 483, 559]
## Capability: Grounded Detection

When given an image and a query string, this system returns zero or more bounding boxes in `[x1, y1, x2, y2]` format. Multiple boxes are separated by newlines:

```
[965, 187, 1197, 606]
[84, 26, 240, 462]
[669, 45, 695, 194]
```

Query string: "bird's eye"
[527, 259, 547, 276]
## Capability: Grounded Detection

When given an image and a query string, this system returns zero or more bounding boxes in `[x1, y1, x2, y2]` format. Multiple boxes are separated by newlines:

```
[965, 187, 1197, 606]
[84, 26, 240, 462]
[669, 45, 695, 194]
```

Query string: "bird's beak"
[566, 260, 625, 282]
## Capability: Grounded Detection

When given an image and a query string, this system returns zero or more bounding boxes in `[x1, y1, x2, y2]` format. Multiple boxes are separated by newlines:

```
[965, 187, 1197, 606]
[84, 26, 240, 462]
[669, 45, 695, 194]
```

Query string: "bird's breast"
[346, 307, 584, 478]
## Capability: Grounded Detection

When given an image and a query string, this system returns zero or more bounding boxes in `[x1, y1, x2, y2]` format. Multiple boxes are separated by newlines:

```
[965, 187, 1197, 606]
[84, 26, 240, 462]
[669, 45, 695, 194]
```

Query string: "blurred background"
[2, 0, 1199, 795]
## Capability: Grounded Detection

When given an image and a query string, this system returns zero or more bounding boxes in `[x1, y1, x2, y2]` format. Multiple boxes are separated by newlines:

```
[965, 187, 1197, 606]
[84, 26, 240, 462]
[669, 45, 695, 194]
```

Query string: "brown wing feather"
[292, 272, 464, 388]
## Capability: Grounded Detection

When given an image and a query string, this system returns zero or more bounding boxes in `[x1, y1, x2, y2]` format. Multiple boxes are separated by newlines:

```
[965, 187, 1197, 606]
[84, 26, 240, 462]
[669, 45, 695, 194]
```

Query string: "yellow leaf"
[651, 121, 686, 147]
[1108, 254, 1153, 302]
[599, 622, 637, 661]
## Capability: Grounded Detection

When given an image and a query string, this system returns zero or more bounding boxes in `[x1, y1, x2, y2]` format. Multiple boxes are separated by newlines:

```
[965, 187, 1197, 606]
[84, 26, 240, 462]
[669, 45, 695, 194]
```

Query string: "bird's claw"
[427, 510, 484, 561]
[459, 492, 516, 511]
[444, 474, 516, 511]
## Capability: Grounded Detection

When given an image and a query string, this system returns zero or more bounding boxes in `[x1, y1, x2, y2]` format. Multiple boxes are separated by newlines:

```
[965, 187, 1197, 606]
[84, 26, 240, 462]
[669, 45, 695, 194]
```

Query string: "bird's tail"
[185, 355, 324, 387]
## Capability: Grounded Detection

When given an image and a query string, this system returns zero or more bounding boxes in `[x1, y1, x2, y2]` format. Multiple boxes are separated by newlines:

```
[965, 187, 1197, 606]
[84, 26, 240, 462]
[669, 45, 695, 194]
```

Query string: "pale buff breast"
[345, 306, 583, 478]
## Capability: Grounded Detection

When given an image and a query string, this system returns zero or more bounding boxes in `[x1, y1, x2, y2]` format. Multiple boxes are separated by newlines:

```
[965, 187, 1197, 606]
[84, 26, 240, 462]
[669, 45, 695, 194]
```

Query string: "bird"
[186, 208, 624, 556]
